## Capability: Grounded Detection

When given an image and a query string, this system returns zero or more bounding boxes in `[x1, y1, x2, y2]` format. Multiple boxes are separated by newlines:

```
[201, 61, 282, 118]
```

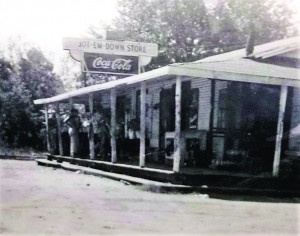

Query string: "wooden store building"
[34, 36, 300, 177]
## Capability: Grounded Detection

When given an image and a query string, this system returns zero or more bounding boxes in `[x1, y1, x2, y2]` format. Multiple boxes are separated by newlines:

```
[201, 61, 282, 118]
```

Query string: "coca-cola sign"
[83, 53, 139, 75]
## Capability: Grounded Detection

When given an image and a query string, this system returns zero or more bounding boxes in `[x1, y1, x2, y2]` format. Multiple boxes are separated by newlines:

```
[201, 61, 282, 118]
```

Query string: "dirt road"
[0, 159, 299, 235]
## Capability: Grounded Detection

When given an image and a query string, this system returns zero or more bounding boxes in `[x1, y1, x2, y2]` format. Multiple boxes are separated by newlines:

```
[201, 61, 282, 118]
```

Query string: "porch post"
[273, 85, 288, 177]
[44, 104, 51, 153]
[55, 104, 63, 156]
[139, 81, 146, 167]
[173, 76, 182, 172]
[89, 93, 95, 159]
[110, 88, 117, 163]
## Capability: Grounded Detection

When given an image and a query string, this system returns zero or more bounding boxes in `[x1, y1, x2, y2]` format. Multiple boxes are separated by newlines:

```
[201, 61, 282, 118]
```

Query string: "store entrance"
[223, 83, 281, 172]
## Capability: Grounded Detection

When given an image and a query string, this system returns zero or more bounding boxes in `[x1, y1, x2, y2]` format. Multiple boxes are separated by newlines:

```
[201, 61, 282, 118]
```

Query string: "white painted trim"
[173, 76, 182, 172]
[168, 66, 300, 88]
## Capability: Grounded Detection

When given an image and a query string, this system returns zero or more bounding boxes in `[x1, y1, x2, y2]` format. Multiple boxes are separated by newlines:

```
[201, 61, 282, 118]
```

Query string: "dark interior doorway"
[223, 82, 281, 171]
[116, 95, 126, 159]
[158, 81, 192, 151]
[159, 86, 175, 151]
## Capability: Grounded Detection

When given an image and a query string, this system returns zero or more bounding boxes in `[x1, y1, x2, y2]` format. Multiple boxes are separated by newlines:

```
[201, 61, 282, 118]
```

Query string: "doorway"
[159, 87, 175, 151]
[158, 81, 193, 153]
[116, 95, 126, 159]
[223, 82, 281, 171]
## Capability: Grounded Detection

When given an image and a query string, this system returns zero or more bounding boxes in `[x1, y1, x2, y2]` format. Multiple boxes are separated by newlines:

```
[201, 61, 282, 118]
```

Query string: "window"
[188, 89, 199, 129]
[181, 82, 199, 130]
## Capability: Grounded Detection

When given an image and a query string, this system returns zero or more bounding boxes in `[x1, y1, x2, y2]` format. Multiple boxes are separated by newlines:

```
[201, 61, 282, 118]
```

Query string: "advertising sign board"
[83, 52, 139, 75]
[63, 37, 158, 57]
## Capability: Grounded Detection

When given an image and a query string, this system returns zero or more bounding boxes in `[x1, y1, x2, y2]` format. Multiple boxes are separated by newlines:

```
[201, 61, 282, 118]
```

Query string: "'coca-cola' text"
[92, 57, 132, 71]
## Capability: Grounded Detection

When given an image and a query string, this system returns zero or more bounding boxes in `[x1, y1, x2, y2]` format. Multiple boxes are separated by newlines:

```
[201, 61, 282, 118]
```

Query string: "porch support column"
[55, 104, 63, 156]
[273, 85, 288, 177]
[139, 81, 146, 167]
[173, 76, 182, 172]
[110, 88, 117, 163]
[44, 104, 51, 153]
[89, 93, 95, 159]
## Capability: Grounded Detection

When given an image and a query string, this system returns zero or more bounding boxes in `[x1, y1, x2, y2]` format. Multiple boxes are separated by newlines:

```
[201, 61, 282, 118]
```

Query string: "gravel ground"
[0, 159, 299, 235]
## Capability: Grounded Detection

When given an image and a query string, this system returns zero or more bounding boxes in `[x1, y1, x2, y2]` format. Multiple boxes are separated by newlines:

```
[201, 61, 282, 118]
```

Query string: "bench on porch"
[213, 149, 263, 174]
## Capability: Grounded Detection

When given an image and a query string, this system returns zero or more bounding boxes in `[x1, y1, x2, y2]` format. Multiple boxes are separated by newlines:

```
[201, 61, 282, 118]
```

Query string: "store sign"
[83, 53, 139, 75]
[63, 37, 158, 57]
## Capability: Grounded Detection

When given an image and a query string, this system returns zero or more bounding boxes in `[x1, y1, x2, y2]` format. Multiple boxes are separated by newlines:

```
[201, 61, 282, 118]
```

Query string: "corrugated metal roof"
[198, 36, 300, 62]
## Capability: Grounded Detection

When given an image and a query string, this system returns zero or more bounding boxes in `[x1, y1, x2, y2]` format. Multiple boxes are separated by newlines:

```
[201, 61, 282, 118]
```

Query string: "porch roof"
[198, 36, 300, 62]
[34, 58, 300, 105]
[34, 66, 170, 104]
[170, 58, 300, 87]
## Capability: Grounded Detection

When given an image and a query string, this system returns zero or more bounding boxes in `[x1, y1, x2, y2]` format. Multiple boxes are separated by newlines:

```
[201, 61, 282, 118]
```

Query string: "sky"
[0, 0, 299, 74]
[0, 0, 118, 71]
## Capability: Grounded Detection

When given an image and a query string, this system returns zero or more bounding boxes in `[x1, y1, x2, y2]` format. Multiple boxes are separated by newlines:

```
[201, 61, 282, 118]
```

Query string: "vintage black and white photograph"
[0, 0, 299, 235]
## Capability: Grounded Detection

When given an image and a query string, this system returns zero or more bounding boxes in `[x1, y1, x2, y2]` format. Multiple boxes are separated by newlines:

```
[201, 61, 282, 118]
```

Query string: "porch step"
[36, 159, 191, 193]
[36, 158, 300, 198]
[36, 159, 61, 168]
[46, 155, 177, 184]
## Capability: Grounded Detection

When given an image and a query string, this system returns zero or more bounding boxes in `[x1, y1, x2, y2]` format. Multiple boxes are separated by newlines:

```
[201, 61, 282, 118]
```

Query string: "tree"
[109, 0, 298, 70]
[113, 0, 212, 69]
[0, 58, 33, 146]
[18, 48, 61, 100]
[58, 53, 83, 91]
[0, 47, 61, 148]
[211, 0, 297, 45]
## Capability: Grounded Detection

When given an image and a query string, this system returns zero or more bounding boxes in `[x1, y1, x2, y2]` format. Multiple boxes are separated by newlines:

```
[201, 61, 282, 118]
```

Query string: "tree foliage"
[0, 47, 60, 148]
[213, 0, 297, 43]
[18, 48, 60, 100]
[111, 0, 298, 70]
[58, 54, 83, 91]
